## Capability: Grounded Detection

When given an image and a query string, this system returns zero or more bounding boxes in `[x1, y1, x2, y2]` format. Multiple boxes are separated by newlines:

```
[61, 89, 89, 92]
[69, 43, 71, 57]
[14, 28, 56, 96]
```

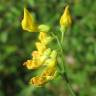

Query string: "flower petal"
[23, 60, 41, 69]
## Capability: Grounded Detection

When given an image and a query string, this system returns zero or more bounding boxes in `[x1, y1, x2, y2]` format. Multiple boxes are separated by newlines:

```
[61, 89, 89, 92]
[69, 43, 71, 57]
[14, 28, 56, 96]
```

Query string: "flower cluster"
[21, 5, 72, 86]
[21, 8, 57, 86]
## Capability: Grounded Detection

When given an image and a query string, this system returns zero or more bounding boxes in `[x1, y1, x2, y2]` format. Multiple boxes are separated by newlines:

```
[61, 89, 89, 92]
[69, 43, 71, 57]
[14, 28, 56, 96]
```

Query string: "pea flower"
[21, 8, 38, 32]
[35, 42, 47, 55]
[38, 32, 52, 45]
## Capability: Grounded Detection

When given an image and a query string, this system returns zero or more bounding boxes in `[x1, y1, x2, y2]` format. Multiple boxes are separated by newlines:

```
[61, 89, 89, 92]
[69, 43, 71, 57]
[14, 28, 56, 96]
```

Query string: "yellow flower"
[38, 32, 47, 41]
[35, 42, 46, 55]
[38, 32, 52, 45]
[23, 51, 41, 70]
[23, 48, 53, 70]
[60, 5, 72, 30]
[23, 60, 40, 69]
[42, 64, 56, 79]
[29, 76, 47, 86]
[21, 8, 38, 32]
[29, 65, 56, 86]
[41, 50, 57, 80]
[32, 51, 40, 59]
[39, 48, 51, 65]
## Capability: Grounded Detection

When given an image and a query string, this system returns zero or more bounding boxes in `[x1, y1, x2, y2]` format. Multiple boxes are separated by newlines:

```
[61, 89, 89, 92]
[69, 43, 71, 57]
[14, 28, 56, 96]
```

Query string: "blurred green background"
[0, 0, 96, 96]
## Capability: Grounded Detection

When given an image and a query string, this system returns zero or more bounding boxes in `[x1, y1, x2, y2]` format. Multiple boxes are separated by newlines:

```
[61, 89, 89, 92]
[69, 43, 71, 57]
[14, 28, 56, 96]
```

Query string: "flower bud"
[38, 24, 50, 32]
[60, 5, 72, 32]
[50, 50, 57, 59]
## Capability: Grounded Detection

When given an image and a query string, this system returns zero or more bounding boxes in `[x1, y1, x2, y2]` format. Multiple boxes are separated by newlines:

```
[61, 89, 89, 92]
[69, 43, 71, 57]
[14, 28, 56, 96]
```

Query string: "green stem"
[66, 82, 75, 96]
[61, 27, 66, 43]
[24, 0, 28, 7]
[61, 73, 76, 96]
[52, 33, 65, 72]
[52, 33, 76, 96]
[61, 31, 64, 43]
